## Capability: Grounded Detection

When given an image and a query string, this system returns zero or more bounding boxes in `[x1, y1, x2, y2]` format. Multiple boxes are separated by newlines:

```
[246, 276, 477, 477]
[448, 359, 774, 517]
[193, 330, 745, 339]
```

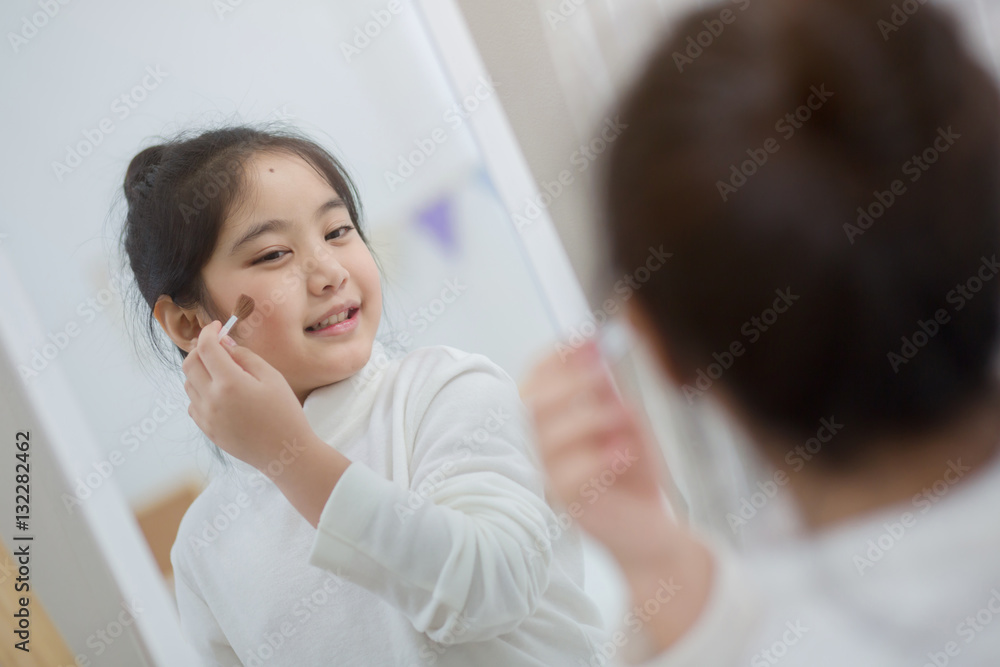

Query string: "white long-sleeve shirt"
[170, 341, 607, 666]
[621, 451, 1000, 667]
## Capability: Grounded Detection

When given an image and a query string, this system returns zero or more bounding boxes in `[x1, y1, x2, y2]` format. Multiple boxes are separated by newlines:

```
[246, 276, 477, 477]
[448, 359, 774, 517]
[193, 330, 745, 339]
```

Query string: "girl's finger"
[183, 351, 212, 393]
[535, 403, 627, 465]
[197, 320, 239, 382]
[222, 343, 271, 383]
[528, 364, 618, 424]
[187, 402, 202, 429]
[545, 447, 610, 505]
[183, 377, 203, 405]
[521, 344, 593, 396]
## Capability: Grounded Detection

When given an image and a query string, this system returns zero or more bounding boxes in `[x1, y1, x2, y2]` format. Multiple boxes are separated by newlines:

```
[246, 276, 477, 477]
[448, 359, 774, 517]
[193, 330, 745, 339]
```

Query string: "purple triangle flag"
[416, 197, 457, 256]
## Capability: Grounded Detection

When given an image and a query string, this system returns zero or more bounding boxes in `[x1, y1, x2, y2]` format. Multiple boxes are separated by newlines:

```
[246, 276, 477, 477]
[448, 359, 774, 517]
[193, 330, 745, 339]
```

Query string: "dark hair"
[604, 0, 1000, 466]
[119, 124, 370, 368]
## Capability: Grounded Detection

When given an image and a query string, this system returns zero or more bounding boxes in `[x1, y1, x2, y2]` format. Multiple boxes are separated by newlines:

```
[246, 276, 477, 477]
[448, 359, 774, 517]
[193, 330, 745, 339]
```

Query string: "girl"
[119, 126, 606, 666]
[522, 0, 1000, 665]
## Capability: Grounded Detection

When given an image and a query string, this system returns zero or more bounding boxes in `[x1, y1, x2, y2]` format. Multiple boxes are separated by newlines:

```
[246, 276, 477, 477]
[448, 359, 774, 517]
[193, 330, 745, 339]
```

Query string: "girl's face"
[200, 151, 381, 403]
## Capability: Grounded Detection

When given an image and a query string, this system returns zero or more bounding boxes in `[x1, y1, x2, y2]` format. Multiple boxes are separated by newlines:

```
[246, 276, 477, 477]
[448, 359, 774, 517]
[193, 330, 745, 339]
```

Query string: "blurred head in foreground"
[605, 0, 1000, 470]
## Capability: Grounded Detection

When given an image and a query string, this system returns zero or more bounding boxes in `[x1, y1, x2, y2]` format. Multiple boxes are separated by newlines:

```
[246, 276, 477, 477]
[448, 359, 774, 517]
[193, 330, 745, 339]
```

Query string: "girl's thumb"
[223, 339, 268, 378]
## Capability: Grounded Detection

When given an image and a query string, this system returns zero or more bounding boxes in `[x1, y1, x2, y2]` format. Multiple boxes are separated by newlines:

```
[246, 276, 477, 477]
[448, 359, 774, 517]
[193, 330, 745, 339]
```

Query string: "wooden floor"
[0, 478, 203, 666]
[0, 538, 74, 667]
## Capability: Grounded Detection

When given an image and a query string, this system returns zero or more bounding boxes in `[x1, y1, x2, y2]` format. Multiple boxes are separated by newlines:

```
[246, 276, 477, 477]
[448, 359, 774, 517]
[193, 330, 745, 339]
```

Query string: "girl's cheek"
[361, 260, 383, 299]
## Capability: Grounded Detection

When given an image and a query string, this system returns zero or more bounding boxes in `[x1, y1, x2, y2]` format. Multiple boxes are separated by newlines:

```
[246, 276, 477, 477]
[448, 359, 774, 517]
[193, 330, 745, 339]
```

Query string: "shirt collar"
[300, 339, 391, 442]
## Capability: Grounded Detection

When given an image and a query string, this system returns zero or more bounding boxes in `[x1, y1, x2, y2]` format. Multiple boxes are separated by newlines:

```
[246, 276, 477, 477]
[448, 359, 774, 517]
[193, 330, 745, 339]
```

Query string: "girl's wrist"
[620, 524, 715, 656]
[254, 426, 322, 479]
[265, 430, 352, 528]
[610, 502, 679, 574]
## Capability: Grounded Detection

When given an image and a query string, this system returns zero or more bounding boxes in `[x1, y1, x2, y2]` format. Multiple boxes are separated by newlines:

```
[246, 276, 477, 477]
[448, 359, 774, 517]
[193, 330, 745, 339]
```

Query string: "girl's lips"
[305, 307, 360, 337]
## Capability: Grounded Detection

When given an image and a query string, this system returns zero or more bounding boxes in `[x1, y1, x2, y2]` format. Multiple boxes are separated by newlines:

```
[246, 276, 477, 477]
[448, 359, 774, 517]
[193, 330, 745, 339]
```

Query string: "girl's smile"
[305, 303, 361, 336]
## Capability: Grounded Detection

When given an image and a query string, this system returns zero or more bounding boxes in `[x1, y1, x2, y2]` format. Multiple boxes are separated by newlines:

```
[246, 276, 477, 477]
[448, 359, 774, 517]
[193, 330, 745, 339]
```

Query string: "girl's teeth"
[308, 310, 351, 331]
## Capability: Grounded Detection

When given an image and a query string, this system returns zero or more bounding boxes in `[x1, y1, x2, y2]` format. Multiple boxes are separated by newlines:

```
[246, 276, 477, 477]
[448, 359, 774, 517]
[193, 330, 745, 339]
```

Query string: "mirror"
[6, 0, 997, 664]
[0, 0, 622, 664]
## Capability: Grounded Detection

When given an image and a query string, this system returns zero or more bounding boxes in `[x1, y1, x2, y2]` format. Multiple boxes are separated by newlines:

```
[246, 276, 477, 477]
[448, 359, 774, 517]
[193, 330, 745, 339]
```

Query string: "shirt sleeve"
[618, 536, 762, 667]
[171, 559, 243, 667]
[307, 351, 557, 645]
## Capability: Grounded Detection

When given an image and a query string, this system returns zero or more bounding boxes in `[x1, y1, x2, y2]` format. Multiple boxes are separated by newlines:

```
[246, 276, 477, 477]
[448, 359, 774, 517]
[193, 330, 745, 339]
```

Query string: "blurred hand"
[523, 339, 716, 655]
[182, 320, 314, 473]
[520, 339, 676, 570]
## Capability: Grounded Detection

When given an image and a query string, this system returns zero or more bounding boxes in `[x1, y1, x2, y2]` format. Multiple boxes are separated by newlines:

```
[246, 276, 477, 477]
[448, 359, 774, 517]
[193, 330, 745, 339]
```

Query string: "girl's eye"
[251, 226, 353, 265]
[326, 225, 354, 241]
[251, 250, 287, 265]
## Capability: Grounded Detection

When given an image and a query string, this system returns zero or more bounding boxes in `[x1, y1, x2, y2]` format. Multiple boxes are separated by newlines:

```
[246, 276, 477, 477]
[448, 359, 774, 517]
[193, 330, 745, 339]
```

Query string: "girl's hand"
[520, 339, 676, 570]
[182, 320, 313, 473]
[522, 339, 716, 654]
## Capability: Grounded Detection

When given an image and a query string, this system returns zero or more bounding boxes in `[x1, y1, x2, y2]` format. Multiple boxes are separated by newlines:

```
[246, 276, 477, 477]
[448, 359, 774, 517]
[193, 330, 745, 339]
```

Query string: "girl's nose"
[304, 246, 349, 295]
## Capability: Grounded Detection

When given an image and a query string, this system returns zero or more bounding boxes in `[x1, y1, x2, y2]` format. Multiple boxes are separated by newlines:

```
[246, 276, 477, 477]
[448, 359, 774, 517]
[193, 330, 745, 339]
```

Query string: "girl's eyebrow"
[228, 197, 345, 256]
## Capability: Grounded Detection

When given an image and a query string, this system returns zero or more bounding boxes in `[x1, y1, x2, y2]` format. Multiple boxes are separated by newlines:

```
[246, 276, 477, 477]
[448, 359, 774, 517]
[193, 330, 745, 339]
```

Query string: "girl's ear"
[154, 295, 206, 352]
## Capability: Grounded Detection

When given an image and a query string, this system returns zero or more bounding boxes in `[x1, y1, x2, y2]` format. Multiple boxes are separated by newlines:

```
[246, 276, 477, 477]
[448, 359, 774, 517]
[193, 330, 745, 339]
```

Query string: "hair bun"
[124, 144, 165, 207]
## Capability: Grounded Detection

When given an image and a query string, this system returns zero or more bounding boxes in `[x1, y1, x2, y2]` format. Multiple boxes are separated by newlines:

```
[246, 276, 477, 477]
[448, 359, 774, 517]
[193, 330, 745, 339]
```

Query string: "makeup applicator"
[218, 293, 256, 341]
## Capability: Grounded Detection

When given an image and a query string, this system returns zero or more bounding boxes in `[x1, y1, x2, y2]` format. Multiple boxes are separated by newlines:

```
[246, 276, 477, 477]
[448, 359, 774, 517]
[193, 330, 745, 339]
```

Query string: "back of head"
[605, 0, 1000, 466]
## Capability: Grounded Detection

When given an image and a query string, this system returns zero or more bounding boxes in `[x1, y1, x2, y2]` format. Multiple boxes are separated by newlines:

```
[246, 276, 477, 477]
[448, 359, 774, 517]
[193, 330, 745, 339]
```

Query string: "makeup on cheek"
[219, 293, 256, 340]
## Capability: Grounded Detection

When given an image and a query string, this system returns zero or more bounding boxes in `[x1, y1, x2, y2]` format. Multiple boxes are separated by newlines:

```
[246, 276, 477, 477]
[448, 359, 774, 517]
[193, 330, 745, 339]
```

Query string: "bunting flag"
[416, 196, 458, 257]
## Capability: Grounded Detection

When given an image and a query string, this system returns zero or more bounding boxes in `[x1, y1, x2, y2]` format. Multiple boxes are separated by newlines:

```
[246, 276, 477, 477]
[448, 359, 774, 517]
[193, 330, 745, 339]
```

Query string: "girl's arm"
[520, 341, 760, 665]
[264, 432, 350, 528]
[305, 349, 576, 645]
[181, 324, 563, 644]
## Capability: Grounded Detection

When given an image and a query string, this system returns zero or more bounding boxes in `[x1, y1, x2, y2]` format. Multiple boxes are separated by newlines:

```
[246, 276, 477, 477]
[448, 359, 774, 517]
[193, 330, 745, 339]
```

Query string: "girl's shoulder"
[372, 343, 524, 422]
[387, 343, 517, 395]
